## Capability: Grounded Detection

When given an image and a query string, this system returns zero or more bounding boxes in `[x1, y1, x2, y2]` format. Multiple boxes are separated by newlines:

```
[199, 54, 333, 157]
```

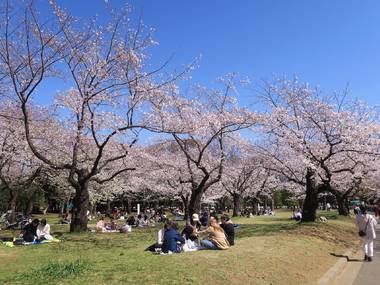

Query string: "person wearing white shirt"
[356, 205, 377, 262]
[145, 222, 167, 252]
[37, 219, 53, 241]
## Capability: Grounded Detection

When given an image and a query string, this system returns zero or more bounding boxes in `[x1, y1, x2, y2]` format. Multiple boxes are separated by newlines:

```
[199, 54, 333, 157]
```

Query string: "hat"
[192, 213, 200, 221]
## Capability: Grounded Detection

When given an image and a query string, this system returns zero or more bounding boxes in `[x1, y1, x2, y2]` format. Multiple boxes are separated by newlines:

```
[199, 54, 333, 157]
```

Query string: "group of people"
[95, 217, 132, 233]
[147, 213, 235, 254]
[21, 218, 53, 243]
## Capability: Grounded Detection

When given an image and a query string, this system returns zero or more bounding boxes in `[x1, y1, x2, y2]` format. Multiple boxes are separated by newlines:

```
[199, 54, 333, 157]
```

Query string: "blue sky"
[40, 0, 380, 107]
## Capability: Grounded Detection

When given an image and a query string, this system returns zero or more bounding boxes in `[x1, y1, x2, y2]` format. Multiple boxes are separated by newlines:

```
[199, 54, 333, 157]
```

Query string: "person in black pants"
[220, 214, 235, 246]
[22, 219, 39, 242]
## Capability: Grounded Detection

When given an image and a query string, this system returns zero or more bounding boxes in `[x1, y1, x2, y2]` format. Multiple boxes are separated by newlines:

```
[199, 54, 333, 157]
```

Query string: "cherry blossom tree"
[145, 75, 257, 216]
[220, 143, 268, 216]
[0, 0, 189, 231]
[257, 78, 380, 221]
[0, 102, 44, 221]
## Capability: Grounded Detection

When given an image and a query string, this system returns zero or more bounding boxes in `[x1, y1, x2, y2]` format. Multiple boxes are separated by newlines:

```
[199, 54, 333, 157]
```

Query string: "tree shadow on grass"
[330, 253, 363, 262]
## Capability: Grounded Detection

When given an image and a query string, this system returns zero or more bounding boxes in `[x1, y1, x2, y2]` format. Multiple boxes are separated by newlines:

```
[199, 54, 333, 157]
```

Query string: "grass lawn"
[0, 210, 358, 285]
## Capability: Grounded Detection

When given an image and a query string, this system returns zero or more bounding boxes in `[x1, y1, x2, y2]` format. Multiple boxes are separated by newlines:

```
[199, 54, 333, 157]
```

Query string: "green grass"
[12, 259, 90, 284]
[0, 210, 358, 285]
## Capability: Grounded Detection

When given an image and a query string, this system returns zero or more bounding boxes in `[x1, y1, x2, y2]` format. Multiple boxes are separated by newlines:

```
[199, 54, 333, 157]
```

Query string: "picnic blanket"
[1, 237, 60, 248]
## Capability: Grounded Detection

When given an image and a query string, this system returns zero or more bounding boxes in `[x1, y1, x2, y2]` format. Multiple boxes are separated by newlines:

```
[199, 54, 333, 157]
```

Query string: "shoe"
[364, 254, 368, 261]
[368, 257, 373, 262]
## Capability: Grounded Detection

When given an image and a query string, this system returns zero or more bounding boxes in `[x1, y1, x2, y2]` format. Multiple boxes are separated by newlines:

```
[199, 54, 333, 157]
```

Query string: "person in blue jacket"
[161, 220, 185, 253]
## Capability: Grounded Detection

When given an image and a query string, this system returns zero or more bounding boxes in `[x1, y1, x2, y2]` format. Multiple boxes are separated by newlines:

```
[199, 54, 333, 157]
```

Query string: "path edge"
[317, 248, 355, 285]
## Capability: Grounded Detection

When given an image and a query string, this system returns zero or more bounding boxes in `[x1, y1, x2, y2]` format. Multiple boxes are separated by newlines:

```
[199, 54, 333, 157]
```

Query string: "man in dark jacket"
[220, 214, 235, 246]
[162, 221, 185, 253]
[22, 219, 39, 242]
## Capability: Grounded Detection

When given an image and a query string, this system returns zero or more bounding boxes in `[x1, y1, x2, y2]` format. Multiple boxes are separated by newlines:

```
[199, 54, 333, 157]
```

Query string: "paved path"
[328, 222, 379, 285]
[352, 224, 380, 285]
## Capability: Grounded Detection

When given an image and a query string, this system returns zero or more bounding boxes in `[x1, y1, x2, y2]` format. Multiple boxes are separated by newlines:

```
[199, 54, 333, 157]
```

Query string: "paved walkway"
[352, 224, 380, 285]
[328, 222, 379, 285]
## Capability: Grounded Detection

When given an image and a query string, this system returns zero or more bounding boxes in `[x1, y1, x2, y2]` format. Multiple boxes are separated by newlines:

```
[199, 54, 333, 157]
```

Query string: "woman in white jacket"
[37, 219, 53, 241]
[356, 205, 377, 262]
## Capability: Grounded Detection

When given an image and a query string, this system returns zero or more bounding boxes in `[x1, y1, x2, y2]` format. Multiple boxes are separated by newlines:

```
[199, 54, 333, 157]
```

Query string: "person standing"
[356, 205, 377, 262]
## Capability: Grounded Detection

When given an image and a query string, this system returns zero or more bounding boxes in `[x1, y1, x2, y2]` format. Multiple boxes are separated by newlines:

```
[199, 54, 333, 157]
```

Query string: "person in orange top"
[200, 215, 230, 250]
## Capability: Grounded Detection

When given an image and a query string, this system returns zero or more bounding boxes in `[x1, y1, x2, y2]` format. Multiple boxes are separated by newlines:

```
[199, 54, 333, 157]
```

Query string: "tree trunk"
[106, 199, 111, 217]
[8, 189, 18, 223]
[59, 202, 65, 216]
[66, 198, 71, 215]
[189, 189, 203, 216]
[181, 195, 190, 222]
[70, 181, 90, 232]
[264, 196, 267, 210]
[251, 198, 259, 215]
[232, 193, 242, 217]
[25, 191, 35, 216]
[91, 203, 97, 216]
[301, 168, 318, 222]
[126, 199, 132, 214]
[336, 195, 349, 216]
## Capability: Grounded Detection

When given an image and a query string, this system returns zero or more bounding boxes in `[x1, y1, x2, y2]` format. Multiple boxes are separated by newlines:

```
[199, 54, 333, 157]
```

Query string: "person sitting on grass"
[200, 216, 230, 250]
[21, 218, 39, 242]
[104, 220, 118, 231]
[161, 221, 185, 254]
[37, 219, 53, 241]
[59, 213, 69, 224]
[182, 213, 202, 242]
[136, 214, 145, 227]
[137, 215, 151, 227]
[96, 217, 107, 232]
[220, 214, 235, 246]
[126, 215, 136, 227]
[120, 221, 132, 233]
[181, 213, 202, 252]
[200, 212, 208, 227]
[292, 209, 302, 221]
[146, 221, 168, 252]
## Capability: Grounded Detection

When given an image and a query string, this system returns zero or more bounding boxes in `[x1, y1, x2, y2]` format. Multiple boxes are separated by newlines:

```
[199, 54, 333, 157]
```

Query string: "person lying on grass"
[161, 220, 185, 254]
[199, 215, 230, 250]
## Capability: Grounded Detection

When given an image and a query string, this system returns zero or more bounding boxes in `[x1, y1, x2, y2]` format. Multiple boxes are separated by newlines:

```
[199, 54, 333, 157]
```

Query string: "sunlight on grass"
[0, 210, 358, 285]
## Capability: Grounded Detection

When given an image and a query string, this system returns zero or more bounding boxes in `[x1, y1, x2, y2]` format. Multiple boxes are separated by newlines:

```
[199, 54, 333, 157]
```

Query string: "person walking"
[356, 205, 378, 262]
